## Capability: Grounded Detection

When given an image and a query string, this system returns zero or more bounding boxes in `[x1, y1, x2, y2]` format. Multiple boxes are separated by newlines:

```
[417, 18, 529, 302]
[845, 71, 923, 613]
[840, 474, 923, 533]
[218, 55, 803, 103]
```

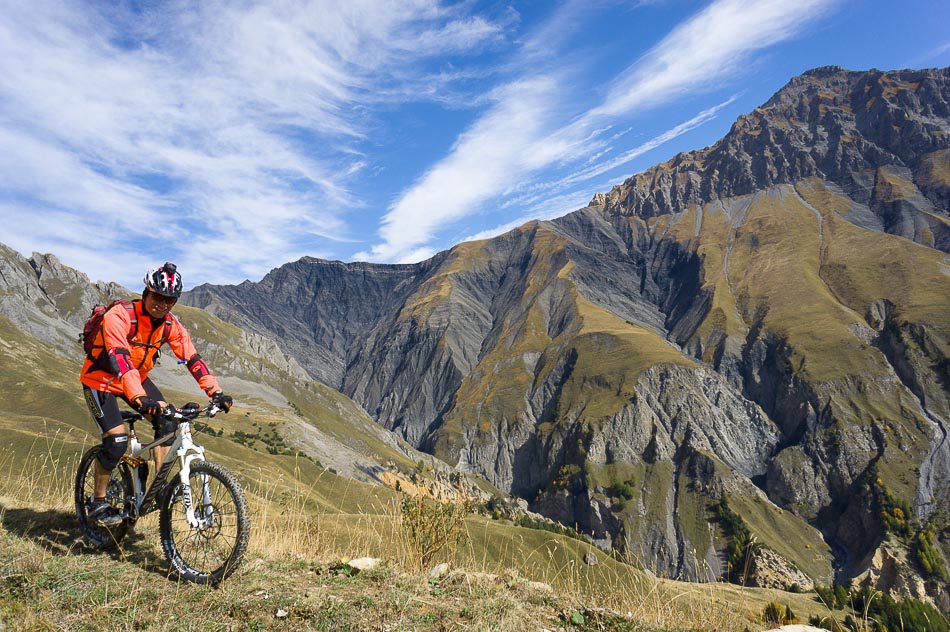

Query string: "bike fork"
[178, 457, 212, 528]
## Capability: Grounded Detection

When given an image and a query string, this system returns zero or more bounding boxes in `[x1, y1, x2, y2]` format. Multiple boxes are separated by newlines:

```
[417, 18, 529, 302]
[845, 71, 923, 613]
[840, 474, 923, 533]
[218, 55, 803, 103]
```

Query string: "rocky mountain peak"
[603, 67, 950, 250]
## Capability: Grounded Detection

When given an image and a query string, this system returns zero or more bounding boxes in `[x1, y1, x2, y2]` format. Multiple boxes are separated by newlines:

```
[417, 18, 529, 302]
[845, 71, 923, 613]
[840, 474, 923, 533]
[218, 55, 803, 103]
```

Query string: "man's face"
[144, 291, 177, 319]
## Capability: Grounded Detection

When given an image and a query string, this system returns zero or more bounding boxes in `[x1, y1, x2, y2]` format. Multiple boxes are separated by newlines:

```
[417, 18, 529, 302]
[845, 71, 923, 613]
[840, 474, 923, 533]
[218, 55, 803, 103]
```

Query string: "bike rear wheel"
[74, 446, 132, 548]
[158, 460, 250, 584]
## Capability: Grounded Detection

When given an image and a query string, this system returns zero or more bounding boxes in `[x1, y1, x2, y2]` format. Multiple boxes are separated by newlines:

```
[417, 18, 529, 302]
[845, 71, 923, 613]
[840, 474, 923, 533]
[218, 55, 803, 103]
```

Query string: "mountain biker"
[79, 262, 233, 526]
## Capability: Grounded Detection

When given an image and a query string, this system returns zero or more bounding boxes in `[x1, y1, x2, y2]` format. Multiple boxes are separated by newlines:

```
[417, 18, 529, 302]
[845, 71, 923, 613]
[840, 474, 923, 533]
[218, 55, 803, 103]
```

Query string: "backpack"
[80, 299, 172, 360]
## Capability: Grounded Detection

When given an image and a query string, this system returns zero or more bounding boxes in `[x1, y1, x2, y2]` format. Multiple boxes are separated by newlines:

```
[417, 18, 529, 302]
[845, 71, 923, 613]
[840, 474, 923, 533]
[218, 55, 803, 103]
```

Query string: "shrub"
[609, 479, 635, 501]
[400, 496, 473, 570]
[915, 527, 949, 582]
[814, 584, 836, 609]
[833, 582, 849, 609]
[715, 495, 760, 584]
[762, 602, 796, 627]
[763, 602, 784, 626]
[850, 585, 949, 632]
[864, 463, 914, 538]
[813, 581, 851, 610]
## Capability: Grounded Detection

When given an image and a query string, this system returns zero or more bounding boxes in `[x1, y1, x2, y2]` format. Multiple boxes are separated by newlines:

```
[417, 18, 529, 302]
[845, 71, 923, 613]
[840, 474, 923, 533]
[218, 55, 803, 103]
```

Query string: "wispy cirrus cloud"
[354, 76, 567, 263]
[561, 95, 739, 190]
[589, 0, 836, 118]
[1, 0, 856, 286]
[455, 97, 737, 247]
[363, 0, 837, 263]
[0, 0, 511, 286]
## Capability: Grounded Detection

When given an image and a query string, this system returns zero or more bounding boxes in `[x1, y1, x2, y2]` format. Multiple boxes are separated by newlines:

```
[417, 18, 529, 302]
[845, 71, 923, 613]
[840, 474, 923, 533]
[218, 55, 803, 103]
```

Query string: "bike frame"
[120, 405, 219, 527]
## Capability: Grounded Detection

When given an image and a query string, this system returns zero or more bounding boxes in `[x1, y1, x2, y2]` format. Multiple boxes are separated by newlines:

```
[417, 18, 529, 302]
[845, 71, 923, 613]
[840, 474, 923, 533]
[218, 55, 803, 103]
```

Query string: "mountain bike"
[75, 402, 250, 584]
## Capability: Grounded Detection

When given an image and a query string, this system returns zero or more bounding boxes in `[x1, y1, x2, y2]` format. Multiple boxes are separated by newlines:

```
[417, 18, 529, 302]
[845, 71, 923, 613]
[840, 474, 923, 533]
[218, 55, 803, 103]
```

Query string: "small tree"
[763, 602, 796, 627]
[833, 581, 849, 609]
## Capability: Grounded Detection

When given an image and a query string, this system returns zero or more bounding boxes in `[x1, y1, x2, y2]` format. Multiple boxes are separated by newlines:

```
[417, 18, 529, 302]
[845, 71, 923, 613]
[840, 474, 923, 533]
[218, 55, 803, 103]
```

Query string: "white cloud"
[0, 0, 510, 287]
[354, 76, 566, 262]
[560, 96, 739, 189]
[590, 0, 835, 118]
[454, 98, 738, 248]
[0, 0, 843, 284]
[458, 187, 597, 245]
[361, 0, 835, 263]
[909, 41, 950, 67]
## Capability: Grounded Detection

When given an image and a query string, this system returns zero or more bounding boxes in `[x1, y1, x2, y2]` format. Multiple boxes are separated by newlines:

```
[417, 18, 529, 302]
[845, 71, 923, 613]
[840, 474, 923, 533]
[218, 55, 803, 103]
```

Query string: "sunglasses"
[149, 293, 178, 307]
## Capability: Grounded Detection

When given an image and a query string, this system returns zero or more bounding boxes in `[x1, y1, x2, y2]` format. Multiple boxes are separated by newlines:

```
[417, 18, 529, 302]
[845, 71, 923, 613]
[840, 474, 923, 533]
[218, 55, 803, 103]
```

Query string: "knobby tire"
[158, 460, 250, 585]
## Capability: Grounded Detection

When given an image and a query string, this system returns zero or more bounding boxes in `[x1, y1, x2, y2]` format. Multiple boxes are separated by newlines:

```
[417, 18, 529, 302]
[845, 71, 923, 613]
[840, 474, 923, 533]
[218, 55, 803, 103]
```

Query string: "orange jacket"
[80, 299, 220, 402]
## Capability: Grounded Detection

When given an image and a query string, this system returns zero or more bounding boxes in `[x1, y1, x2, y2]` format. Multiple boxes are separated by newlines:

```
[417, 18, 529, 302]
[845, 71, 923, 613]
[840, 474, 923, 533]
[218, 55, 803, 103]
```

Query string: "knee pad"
[97, 433, 129, 471]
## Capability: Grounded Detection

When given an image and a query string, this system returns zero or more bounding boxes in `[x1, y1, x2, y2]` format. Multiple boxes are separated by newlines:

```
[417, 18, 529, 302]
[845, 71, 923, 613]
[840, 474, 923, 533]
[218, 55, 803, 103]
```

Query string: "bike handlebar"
[124, 403, 221, 422]
[163, 403, 222, 420]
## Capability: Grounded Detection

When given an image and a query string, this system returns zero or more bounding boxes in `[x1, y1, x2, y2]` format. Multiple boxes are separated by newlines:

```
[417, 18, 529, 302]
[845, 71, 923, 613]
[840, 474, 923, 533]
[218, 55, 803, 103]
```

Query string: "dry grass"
[0, 439, 844, 632]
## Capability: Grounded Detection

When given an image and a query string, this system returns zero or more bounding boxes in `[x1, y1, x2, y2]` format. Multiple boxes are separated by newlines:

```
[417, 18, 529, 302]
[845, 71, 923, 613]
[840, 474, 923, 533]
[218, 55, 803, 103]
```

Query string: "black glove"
[133, 395, 162, 417]
[181, 402, 201, 415]
[210, 391, 233, 413]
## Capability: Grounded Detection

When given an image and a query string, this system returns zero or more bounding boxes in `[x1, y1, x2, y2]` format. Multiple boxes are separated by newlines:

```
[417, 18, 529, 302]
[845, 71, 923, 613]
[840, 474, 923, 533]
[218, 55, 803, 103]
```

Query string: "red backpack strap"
[120, 300, 138, 341]
[160, 315, 173, 346]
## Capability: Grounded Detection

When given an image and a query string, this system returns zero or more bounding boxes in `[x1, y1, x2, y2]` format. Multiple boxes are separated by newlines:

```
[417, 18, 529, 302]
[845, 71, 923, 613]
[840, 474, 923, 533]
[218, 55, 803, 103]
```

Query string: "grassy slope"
[665, 176, 949, 395]
[660, 179, 948, 501]
[662, 203, 746, 363]
[0, 460, 843, 632]
[414, 221, 836, 592]
[575, 174, 949, 582]
[794, 178, 950, 496]
[0, 272, 851, 630]
[0, 367, 841, 631]
[584, 455, 834, 586]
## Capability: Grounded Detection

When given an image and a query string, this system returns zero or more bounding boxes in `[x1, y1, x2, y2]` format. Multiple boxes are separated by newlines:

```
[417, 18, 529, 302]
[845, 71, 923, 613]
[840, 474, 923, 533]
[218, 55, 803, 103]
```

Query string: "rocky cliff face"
[185, 257, 431, 388]
[608, 66, 950, 250]
[0, 244, 124, 354]
[181, 67, 950, 598]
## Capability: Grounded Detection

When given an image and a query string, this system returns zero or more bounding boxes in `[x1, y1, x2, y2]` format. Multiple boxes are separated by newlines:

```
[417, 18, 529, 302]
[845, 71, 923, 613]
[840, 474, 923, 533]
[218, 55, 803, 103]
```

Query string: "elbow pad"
[108, 348, 134, 377]
[186, 354, 211, 380]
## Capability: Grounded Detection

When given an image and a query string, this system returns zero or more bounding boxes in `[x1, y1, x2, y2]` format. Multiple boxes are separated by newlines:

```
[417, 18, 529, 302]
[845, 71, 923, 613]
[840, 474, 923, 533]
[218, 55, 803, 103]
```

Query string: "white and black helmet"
[144, 262, 183, 298]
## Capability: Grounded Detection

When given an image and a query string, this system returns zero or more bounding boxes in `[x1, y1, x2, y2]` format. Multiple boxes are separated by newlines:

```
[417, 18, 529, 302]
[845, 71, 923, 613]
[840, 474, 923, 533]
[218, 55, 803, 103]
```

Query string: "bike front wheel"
[158, 460, 250, 584]
[74, 446, 132, 548]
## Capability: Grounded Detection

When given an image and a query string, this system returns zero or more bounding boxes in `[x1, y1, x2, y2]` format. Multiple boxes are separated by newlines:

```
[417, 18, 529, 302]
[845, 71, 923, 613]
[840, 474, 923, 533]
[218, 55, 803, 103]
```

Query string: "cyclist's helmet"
[144, 262, 183, 298]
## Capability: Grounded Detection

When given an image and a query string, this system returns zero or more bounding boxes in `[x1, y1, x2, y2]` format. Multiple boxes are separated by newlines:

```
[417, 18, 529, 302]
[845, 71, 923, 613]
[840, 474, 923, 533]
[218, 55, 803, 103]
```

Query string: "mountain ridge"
[604, 66, 950, 237]
[178, 66, 949, 608]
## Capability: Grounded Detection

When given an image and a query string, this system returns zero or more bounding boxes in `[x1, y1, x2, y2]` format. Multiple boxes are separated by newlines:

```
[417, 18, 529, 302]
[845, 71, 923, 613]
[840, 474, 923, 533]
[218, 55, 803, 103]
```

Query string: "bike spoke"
[160, 461, 249, 583]
[74, 447, 132, 549]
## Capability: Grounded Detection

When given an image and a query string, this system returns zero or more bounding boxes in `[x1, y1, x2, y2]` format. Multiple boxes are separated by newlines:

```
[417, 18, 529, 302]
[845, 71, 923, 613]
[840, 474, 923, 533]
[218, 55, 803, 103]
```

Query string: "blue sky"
[2, 0, 948, 289]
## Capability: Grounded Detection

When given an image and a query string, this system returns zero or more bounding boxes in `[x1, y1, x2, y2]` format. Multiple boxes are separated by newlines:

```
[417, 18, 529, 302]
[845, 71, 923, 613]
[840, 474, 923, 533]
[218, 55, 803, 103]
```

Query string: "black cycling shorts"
[82, 379, 165, 435]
